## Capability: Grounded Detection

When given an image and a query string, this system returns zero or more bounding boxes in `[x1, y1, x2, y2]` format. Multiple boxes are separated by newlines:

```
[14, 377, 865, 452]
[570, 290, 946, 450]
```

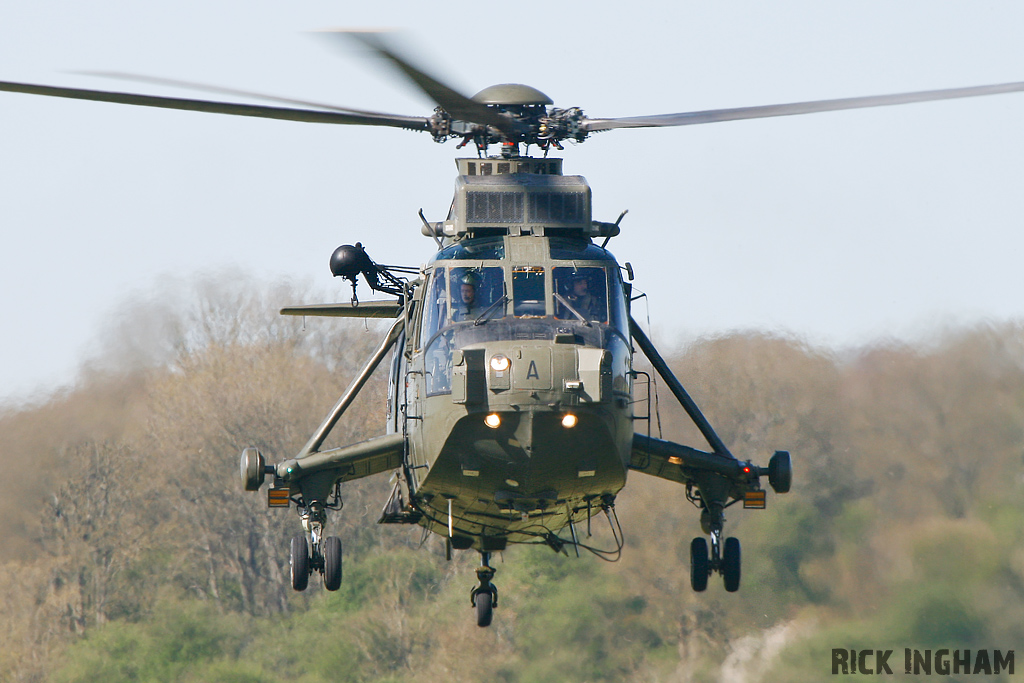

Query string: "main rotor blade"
[334, 31, 524, 135]
[583, 80, 1024, 131]
[0, 79, 431, 130]
[79, 70, 413, 120]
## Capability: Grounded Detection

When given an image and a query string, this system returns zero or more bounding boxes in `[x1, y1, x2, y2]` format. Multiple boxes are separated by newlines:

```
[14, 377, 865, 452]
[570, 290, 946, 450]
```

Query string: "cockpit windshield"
[419, 266, 505, 350]
[449, 267, 504, 322]
[419, 258, 630, 397]
[553, 266, 608, 324]
[420, 261, 628, 342]
[512, 267, 545, 317]
[548, 236, 616, 262]
[432, 237, 505, 261]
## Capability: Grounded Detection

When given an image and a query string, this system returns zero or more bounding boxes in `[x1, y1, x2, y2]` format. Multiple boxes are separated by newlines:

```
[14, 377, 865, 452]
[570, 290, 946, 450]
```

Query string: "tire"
[323, 536, 343, 591]
[290, 535, 309, 591]
[768, 451, 792, 494]
[723, 536, 741, 592]
[475, 590, 494, 627]
[240, 447, 265, 491]
[690, 537, 709, 592]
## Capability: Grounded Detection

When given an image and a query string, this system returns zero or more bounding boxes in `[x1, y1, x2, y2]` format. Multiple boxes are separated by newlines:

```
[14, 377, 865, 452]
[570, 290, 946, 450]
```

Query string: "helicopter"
[4, 32, 1024, 628]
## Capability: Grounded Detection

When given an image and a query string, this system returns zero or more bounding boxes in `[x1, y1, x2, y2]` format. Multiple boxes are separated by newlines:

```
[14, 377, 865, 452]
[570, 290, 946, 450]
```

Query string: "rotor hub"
[472, 84, 553, 106]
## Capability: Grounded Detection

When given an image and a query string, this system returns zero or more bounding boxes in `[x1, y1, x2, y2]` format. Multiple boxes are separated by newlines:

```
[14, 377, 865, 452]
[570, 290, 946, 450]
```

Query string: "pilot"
[453, 271, 483, 321]
[566, 273, 597, 320]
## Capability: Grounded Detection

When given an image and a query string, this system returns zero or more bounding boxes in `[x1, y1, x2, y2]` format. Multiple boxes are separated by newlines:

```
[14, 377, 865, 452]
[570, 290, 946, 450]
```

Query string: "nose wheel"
[470, 551, 498, 627]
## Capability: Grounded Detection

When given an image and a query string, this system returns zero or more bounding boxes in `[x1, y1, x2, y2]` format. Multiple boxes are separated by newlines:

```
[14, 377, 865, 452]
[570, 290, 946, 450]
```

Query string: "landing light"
[489, 354, 511, 372]
[561, 413, 578, 428]
[484, 413, 501, 429]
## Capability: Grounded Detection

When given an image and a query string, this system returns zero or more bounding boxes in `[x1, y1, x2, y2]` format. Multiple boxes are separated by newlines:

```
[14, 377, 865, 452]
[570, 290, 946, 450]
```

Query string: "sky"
[2, 1, 1024, 404]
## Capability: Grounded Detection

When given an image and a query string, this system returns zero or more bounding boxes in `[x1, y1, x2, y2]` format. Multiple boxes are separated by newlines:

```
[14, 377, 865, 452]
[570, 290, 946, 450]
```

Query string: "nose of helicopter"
[433, 405, 629, 504]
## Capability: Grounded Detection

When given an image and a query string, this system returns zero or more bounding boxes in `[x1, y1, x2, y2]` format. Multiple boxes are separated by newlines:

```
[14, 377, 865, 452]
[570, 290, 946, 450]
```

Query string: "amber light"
[484, 413, 501, 429]
[267, 488, 290, 508]
[561, 413, 578, 428]
[743, 491, 767, 509]
[489, 355, 511, 372]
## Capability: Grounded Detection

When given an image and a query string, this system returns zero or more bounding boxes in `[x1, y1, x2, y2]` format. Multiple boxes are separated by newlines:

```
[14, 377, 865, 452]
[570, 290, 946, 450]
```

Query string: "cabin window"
[512, 267, 546, 317]
[553, 267, 608, 324]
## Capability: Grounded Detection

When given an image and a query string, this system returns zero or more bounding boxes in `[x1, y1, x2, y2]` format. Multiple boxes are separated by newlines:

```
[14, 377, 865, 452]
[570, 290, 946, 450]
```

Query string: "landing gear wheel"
[323, 536, 343, 591]
[471, 551, 497, 627]
[240, 447, 265, 491]
[690, 537, 709, 592]
[723, 536, 741, 592]
[474, 590, 494, 627]
[768, 450, 792, 493]
[290, 535, 309, 591]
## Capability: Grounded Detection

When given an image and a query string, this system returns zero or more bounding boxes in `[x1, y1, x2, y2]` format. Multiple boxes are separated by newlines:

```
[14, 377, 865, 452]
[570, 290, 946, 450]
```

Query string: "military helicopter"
[4, 33, 1024, 628]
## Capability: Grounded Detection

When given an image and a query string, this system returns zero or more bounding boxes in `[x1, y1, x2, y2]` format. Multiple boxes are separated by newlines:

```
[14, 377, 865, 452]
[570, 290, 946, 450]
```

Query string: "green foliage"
[52, 598, 252, 683]
[889, 586, 986, 647]
[327, 548, 445, 613]
[503, 547, 664, 682]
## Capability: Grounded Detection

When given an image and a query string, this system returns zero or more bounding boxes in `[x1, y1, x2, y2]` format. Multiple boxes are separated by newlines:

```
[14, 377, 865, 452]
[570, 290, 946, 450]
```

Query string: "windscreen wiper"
[474, 294, 509, 326]
[553, 293, 592, 327]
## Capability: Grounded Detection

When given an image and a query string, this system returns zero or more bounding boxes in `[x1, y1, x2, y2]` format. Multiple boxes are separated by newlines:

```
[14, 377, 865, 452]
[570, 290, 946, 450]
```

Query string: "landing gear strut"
[470, 551, 498, 627]
[290, 502, 344, 592]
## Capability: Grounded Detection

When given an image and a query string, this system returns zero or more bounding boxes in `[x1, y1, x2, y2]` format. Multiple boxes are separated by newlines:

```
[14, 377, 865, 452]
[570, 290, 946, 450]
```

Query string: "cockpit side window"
[608, 268, 630, 335]
[418, 269, 448, 350]
[553, 266, 608, 323]
[512, 267, 546, 317]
